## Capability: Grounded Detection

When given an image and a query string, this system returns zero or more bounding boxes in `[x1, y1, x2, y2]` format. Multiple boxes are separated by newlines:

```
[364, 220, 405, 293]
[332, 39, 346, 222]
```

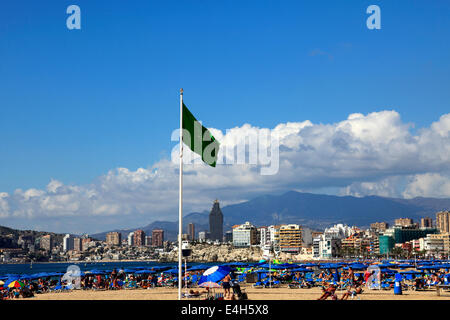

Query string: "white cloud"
[1, 110, 449, 233]
[403, 173, 450, 199]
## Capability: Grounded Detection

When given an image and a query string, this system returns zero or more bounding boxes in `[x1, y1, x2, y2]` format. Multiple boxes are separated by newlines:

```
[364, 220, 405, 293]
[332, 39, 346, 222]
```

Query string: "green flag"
[182, 103, 220, 167]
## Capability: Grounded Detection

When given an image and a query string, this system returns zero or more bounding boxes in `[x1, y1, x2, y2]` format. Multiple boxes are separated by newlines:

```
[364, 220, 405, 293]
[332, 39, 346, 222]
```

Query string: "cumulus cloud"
[1, 110, 450, 233]
[403, 173, 450, 199]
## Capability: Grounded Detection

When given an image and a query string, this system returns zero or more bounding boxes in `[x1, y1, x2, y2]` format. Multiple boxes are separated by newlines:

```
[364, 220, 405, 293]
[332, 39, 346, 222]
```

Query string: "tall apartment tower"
[63, 234, 74, 252]
[188, 223, 195, 241]
[209, 199, 223, 242]
[40, 234, 53, 252]
[133, 230, 146, 247]
[106, 232, 122, 246]
[421, 217, 433, 229]
[436, 211, 450, 233]
[152, 229, 164, 247]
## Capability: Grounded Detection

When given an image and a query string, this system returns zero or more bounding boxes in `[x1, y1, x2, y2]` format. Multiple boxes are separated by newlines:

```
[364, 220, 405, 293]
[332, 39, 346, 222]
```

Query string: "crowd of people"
[2, 262, 450, 300]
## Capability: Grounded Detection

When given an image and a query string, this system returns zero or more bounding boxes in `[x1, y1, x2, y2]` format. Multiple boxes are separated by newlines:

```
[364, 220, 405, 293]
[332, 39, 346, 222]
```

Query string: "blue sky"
[0, 1, 449, 233]
[0, 0, 448, 192]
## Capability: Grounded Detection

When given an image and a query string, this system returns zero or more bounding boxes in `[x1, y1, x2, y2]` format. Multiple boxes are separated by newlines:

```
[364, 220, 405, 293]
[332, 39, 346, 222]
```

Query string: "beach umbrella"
[8, 280, 25, 288]
[188, 264, 209, 271]
[198, 281, 221, 288]
[278, 263, 300, 269]
[259, 263, 285, 270]
[135, 270, 154, 274]
[319, 263, 342, 269]
[122, 269, 136, 273]
[86, 269, 106, 275]
[198, 266, 231, 285]
[380, 269, 396, 274]
[164, 268, 180, 274]
[0, 280, 4, 285]
[291, 268, 311, 272]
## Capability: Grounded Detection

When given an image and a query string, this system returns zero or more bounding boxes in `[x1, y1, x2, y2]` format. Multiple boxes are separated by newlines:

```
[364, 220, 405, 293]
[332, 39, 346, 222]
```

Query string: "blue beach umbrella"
[188, 264, 209, 271]
[164, 268, 180, 274]
[198, 266, 231, 285]
[87, 269, 106, 275]
[135, 269, 154, 274]
[259, 264, 285, 270]
[291, 268, 311, 272]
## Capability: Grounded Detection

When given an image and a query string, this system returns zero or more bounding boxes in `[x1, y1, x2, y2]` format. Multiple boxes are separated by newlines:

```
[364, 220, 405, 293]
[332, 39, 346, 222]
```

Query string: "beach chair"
[214, 293, 224, 300]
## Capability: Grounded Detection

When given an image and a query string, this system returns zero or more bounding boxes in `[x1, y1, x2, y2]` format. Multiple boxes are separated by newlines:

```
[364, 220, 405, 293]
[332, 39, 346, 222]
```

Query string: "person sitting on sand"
[340, 285, 362, 300]
[317, 284, 337, 300]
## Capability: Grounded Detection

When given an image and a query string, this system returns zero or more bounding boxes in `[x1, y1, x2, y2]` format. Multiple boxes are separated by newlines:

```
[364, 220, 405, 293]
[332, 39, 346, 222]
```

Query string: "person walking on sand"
[222, 273, 232, 295]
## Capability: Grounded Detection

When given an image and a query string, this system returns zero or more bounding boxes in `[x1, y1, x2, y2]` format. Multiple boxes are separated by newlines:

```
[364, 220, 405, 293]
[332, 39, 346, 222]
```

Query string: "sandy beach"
[25, 284, 450, 300]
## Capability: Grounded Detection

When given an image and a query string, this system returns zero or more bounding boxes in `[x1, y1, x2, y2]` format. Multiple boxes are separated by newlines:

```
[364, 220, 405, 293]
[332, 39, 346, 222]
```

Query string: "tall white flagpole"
[178, 88, 184, 300]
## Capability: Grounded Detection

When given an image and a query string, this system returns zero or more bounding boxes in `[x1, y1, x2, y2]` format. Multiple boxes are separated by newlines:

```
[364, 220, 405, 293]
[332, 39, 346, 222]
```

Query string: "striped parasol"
[8, 280, 25, 288]
[198, 281, 221, 288]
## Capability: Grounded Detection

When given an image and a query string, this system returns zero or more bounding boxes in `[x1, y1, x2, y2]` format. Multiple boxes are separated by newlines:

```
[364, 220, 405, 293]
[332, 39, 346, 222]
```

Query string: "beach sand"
[26, 284, 450, 300]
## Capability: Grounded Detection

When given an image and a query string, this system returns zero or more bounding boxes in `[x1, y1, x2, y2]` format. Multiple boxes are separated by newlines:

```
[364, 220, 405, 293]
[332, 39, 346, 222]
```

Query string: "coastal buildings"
[39, 235, 52, 252]
[324, 224, 356, 239]
[133, 230, 146, 247]
[63, 234, 74, 252]
[421, 217, 433, 229]
[395, 218, 415, 227]
[198, 231, 209, 242]
[378, 235, 395, 255]
[370, 222, 389, 233]
[145, 236, 152, 246]
[127, 232, 134, 246]
[436, 211, 450, 233]
[188, 223, 195, 241]
[106, 232, 122, 246]
[224, 231, 233, 243]
[73, 237, 82, 252]
[209, 200, 223, 242]
[232, 222, 257, 248]
[313, 234, 340, 258]
[279, 224, 302, 253]
[152, 229, 164, 247]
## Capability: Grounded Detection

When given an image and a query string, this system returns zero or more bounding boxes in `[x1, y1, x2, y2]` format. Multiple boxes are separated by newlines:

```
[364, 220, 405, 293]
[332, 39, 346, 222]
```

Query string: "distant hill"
[0, 225, 66, 247]
[92, 191, 450, 241]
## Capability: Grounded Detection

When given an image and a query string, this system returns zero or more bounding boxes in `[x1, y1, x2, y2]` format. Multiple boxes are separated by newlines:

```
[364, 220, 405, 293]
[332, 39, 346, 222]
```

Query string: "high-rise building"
[198, 231, 209, 242]
[370, 222, 389, 232]
[127, 232, 134, 246]
[73, 237, 82, 252]
[279, 224, 303, 253]
[436, 211, 450, 233]
[224, 231, 233, 243]
[106, 232, 122, 246]
[63, 234, 74, 252]
[152, 229, 164, 247]
[259, 226, 271, 248]
[39, 235, 52, 252]
[314, 234, 340, 258]
[133, 230, 146, 247]
[394, 218, 415, 227]
[209, 200, 223, 242]
[421, 217, 433, 229]
[145, 236, 152, 246]
[232, 222, 257, 248]
[188, 223, 195, 241]
[81, 238, 93, 251]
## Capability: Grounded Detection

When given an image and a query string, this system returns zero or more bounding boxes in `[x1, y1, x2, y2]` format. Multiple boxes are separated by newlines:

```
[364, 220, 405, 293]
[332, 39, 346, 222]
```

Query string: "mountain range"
[91, 191, 450, 241]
